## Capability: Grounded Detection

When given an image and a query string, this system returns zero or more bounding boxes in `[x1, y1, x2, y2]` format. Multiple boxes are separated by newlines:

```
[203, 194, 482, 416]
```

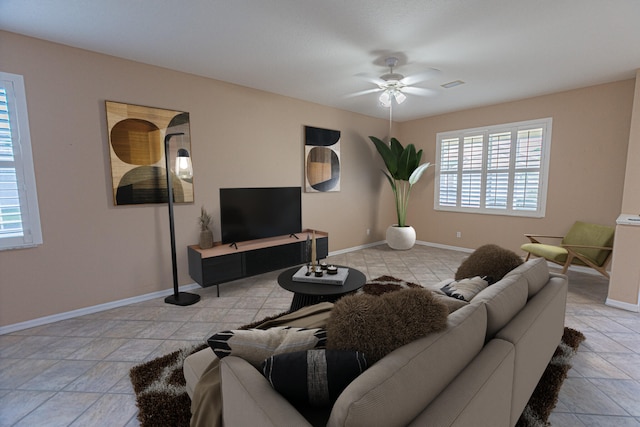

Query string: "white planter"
[386, 225, 416, 250]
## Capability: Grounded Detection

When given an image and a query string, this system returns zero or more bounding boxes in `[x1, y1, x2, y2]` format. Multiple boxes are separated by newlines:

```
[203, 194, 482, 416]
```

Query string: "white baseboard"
[605, 297, 640, 313]
[0, 283, 200, 335]
[416, 240, 474, 253]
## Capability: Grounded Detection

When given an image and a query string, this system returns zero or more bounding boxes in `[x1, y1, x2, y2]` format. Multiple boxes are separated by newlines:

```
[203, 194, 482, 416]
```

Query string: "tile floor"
[1, 245, 639, 426]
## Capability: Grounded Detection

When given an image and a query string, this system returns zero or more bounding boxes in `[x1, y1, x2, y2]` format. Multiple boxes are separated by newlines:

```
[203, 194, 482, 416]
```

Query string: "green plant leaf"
[369, 136, 398, 176]
[409, 162, 431, 185]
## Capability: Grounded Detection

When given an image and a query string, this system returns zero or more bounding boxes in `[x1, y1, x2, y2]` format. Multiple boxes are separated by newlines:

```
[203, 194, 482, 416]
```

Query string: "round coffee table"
[278, 265, 366, 311]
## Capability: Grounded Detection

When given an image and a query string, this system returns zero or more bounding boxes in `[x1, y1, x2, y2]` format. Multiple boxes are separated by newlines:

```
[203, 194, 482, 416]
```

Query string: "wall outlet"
[366, 228, 370, 236]
[456, 231, 462, 238]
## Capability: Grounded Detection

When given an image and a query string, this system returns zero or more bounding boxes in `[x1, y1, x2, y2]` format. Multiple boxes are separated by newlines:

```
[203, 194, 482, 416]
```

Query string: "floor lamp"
[164, 132, 201, 306]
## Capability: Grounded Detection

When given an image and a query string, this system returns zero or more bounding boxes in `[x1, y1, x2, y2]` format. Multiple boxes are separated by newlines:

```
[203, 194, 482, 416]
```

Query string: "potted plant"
[198, 206, 214, 249]
[369, 136, 431, 250]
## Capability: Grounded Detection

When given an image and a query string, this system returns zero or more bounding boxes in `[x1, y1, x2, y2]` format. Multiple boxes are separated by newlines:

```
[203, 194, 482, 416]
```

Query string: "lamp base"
[164, 292, 201, 306]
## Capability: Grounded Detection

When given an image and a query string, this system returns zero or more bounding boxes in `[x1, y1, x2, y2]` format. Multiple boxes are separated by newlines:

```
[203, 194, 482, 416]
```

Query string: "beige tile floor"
[1, 245, 639, 426]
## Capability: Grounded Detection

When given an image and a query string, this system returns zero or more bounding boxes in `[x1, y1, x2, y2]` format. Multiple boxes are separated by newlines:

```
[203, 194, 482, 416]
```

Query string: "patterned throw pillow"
[440, 276, 489, 302]
[262, 349, 368, 407]
[207, 326, 326, 368]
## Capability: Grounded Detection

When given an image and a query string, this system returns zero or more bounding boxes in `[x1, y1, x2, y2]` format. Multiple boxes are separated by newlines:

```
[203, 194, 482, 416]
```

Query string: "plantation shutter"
[435, 118, 551, 217]
[0, 72, 42, 250]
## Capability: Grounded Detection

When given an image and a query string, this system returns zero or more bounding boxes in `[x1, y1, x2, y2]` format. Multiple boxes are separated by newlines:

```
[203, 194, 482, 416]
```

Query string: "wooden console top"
[189, 229, 328, 258]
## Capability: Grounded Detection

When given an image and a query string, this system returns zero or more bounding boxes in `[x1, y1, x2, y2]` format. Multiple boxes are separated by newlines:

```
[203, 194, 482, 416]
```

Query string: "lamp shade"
[175, 148, 193, 180]
[379, 91, 391, 108]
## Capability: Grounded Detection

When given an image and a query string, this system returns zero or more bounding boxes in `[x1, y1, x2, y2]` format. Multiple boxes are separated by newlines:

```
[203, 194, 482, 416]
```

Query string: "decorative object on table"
[162, 132, 200, 307]
[370, 135, 431, 250]
[304, 125, 341, 192]
[292, 265, 349, 285]
[198, 206, 214, 249]
[105, 101, 194, 205]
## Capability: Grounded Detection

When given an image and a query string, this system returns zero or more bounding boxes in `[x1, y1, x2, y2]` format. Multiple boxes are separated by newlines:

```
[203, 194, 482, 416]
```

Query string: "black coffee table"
[278, 265, 366, 311]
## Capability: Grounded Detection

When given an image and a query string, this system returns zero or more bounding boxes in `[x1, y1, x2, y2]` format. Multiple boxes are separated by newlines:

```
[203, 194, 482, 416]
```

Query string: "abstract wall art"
[105, 101, 194, 205]
[304, 125, 341, 192]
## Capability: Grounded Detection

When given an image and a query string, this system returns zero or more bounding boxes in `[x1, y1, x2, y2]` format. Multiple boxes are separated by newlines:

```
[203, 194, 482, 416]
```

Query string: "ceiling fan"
[352, 56, 440, 108]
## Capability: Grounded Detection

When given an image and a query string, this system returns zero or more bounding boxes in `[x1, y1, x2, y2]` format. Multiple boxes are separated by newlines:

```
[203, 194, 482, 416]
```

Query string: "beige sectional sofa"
[184, 257, 567, 427]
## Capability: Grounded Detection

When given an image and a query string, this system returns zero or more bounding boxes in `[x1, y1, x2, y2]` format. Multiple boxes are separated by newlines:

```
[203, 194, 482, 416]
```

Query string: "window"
[0, 71, 42, 250]
[435, 118, 552, 217]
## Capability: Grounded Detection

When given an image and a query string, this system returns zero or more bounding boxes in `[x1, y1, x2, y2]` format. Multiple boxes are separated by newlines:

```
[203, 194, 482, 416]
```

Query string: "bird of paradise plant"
[369, 136, 431, 227]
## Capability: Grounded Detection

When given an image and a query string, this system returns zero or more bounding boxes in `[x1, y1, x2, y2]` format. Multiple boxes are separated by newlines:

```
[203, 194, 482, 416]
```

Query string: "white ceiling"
[2, 0, 640, 121]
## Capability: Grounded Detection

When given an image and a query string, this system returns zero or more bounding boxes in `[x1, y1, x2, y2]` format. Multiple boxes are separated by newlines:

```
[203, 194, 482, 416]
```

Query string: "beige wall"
[0, 32, 392, 326]
[0, 31, 635, 327]
[399, 80, 634, 252]
[608, 70, 640, 309]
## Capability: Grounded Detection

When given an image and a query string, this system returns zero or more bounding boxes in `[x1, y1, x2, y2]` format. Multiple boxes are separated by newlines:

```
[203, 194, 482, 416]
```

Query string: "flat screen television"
[220, 187, 302, 244]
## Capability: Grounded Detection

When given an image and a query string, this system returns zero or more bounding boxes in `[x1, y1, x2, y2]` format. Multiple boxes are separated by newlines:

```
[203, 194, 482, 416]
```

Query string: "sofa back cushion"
[504, 257, 550, 298]
[327, 303, 487, 427]
[471, 274, 528, 341]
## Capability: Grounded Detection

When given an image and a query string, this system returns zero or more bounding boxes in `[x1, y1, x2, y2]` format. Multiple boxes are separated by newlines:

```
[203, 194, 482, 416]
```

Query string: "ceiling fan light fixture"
[379, 90, 391, 107]
[394, 91, 407, 104]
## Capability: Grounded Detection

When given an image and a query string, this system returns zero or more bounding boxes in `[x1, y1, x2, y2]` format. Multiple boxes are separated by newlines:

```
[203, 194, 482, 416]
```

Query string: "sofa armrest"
[496, 275, 568, 426]
[220, 356, 312, 427]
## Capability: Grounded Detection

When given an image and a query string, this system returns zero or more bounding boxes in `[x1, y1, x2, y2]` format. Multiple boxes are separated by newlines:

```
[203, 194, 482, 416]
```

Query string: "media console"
[187, 229, 328, 296]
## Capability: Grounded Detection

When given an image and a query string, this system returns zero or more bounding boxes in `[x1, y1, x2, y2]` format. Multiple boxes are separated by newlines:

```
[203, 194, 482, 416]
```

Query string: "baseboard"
[416, 240, 474, 253]
[328, 240, 386, 256]
[605, 297, 640, 313]
[0, 283, 201, 335]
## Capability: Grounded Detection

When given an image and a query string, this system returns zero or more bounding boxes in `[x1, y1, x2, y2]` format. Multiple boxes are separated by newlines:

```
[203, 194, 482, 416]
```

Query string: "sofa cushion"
[504, 257, 550, 298]
[262, 349, 368, 407]
[455, 244, 524, 283]
[208, 326, 326, 368]
[440, 276, 489, 302]
[326, 288, 448, 364]
[471, 274, 528, 340]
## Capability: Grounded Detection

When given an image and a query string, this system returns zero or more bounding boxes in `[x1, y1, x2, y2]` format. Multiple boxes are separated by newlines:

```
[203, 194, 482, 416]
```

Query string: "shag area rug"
[130, 276, 585, 427]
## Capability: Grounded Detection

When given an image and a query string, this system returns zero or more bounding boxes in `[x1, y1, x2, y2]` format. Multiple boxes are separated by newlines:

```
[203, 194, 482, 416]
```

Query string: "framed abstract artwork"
[304, 125, 341, 192]
[105, 101, 194, 205]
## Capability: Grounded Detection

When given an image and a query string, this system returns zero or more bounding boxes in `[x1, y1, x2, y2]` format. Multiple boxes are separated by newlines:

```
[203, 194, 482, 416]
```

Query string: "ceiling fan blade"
[402, 86, 437, 97]
[345, 88, 382, 98]
[401, 68, 441, 86]
[355, 72, 386, 87]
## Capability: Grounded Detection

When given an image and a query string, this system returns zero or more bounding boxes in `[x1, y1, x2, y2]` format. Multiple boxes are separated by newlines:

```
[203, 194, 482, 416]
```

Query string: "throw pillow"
[454, 244, 524, 283]
[262, 349, 368, 407]
[440, 276, 489, 302]
[207, 326, 326, 368]
[326, 288, 448, 364]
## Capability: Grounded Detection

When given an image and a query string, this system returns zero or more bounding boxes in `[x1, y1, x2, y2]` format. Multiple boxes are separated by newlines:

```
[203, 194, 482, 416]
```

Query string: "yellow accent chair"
[521, 221, 615, 278]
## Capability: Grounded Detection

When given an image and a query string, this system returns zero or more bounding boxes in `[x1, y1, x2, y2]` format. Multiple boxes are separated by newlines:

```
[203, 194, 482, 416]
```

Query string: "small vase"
[386, 225, 416, 250]
[199, 229, 214, 249]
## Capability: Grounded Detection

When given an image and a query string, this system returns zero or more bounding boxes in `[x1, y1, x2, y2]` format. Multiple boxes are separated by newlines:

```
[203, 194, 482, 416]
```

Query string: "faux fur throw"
[326, 288, 448, 364]
[360, 275, 422, 296]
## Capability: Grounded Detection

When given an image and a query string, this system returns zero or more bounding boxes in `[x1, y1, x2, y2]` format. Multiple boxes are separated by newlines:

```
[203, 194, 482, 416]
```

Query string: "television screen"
[220, 187, 302, 244]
